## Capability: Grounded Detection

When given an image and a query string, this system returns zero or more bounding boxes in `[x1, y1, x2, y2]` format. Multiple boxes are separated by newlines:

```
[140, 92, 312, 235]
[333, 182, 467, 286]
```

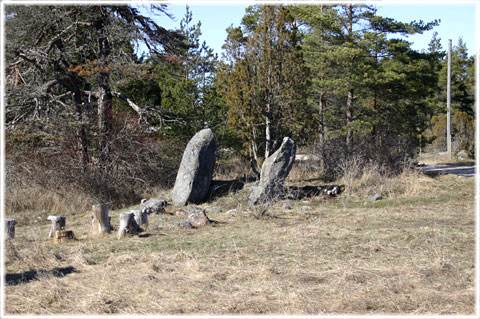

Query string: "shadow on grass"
[284, 185, 343, 200]
[209, 177, 343, 202]
[6, 266, 78, 286]
[208, 177, 256, 201]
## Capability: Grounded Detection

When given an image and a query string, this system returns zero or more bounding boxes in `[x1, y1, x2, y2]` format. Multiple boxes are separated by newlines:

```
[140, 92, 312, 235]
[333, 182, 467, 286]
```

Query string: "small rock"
[225, 209, 238, 215]
[301, 206, 312, 210]
[283, 204, 293, 210]
[175, 210, 186, 216]
[186, 208, 212, 228]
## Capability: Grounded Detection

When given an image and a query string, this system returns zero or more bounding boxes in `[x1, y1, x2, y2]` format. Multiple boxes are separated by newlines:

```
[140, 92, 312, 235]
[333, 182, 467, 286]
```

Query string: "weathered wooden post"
[5, 219, 17, 239]
[118, 212, 142, 239]
[47, 216, 66, 238]
[91, 204, 111, 235]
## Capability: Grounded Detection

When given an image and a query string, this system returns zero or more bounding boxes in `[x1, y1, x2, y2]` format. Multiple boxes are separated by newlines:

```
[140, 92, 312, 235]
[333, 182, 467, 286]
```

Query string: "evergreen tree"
[218, 5, 310, 173]
[293, 4, 438, 167]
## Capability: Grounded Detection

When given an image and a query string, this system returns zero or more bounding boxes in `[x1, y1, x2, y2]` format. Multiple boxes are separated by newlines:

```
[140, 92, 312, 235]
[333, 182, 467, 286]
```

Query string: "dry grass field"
[4, 167, 475, 315]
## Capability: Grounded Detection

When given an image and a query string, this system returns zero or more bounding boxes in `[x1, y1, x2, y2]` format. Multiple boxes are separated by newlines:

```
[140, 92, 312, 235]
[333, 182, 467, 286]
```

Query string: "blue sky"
[151, 2, 477, 57]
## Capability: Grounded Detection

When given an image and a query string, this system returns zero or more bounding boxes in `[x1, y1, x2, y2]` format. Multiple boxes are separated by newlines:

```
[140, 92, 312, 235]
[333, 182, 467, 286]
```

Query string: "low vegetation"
[5, 165, 475, 315]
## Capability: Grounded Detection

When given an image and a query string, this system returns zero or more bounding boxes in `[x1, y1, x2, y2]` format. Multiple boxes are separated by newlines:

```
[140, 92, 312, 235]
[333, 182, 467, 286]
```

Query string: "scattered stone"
[175, 210, 186, 216]
[186, 208, 212, 228]
[172, 128, 217, 206]
[249, 137, 296, 205]
[326, 186, 341, 197]
[140, 198, 168, 215]
[225, 209, 239, 215]
[283, 204, 293, 210]
[369, 194, 383, 202]
[301, 206, 312, 211]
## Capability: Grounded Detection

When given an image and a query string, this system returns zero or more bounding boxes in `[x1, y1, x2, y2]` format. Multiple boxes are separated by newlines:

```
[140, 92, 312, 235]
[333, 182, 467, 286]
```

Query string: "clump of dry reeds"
[336, 155, 436, 200]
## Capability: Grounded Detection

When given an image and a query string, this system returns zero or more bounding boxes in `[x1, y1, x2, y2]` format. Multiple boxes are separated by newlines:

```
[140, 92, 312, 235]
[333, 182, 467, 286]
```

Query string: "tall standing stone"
[249, 137, 296, 205]
[172, 128, 217, 206]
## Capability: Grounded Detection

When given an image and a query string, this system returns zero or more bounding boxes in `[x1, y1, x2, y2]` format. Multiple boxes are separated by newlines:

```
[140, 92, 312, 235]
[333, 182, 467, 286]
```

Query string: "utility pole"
[446, 39, 452, 160]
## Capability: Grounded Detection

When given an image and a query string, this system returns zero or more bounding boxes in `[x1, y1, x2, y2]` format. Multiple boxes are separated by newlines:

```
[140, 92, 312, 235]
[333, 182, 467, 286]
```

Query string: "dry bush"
[336, 154, 365, 197]
[5, 114, 184, 212]
[335, 155, 435, 201]
[288, 159, 324, 182]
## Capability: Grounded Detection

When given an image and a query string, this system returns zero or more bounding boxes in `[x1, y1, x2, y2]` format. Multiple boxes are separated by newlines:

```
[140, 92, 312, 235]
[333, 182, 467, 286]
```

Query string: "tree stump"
[118, 212, 143, 239]
[5, 219, 17, 239]
[54, 230, 75, 243]
[47, 216, 66, 238]
[118, 212, 143, 238]
[91, 204, 111, 235]
[133, 210, 148, 228]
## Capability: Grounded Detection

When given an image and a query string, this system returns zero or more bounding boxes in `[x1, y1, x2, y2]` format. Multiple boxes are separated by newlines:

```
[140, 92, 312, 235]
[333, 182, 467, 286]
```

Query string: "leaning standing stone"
[249, 137, 296, 205]
[172, 128, 217, 206]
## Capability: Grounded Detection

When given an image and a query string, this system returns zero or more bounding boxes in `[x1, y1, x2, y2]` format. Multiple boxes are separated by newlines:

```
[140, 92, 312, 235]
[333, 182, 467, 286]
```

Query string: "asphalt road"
[419, 161, 476, 177]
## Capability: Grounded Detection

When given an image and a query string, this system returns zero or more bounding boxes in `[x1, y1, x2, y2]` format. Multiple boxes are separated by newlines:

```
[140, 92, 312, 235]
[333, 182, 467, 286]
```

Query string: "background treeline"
[4, 4, 475, 208]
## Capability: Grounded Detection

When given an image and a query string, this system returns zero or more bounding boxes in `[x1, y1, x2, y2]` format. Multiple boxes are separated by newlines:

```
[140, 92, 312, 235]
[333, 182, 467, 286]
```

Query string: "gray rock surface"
[172, 128, 217, 206]
[140, 198, 168, 214]
[249, 137, 296, 205]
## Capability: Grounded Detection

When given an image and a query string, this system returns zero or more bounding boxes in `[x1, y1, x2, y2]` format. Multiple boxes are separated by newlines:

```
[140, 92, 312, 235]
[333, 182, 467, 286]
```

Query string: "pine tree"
[218, 5, 310, 173]
[293, 4, 438, 167]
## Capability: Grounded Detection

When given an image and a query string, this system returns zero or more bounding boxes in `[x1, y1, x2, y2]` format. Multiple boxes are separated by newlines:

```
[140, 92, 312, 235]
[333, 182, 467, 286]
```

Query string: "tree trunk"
[4, 219, 17, 240]
[70, 82, 89, 169]
[319, 91, 326, 164]
[91, 204, 111, 234]
[96, 34, 113, 160]
[265, 104, 272, 159]
[346, 4, 354, 154]
[47, 216, 66, 238]
[346, 89, 354, 153]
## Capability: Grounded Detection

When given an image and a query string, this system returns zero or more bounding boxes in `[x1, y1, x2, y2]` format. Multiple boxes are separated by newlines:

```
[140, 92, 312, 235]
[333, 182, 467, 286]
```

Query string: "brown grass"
[4, 170, 475, 315]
